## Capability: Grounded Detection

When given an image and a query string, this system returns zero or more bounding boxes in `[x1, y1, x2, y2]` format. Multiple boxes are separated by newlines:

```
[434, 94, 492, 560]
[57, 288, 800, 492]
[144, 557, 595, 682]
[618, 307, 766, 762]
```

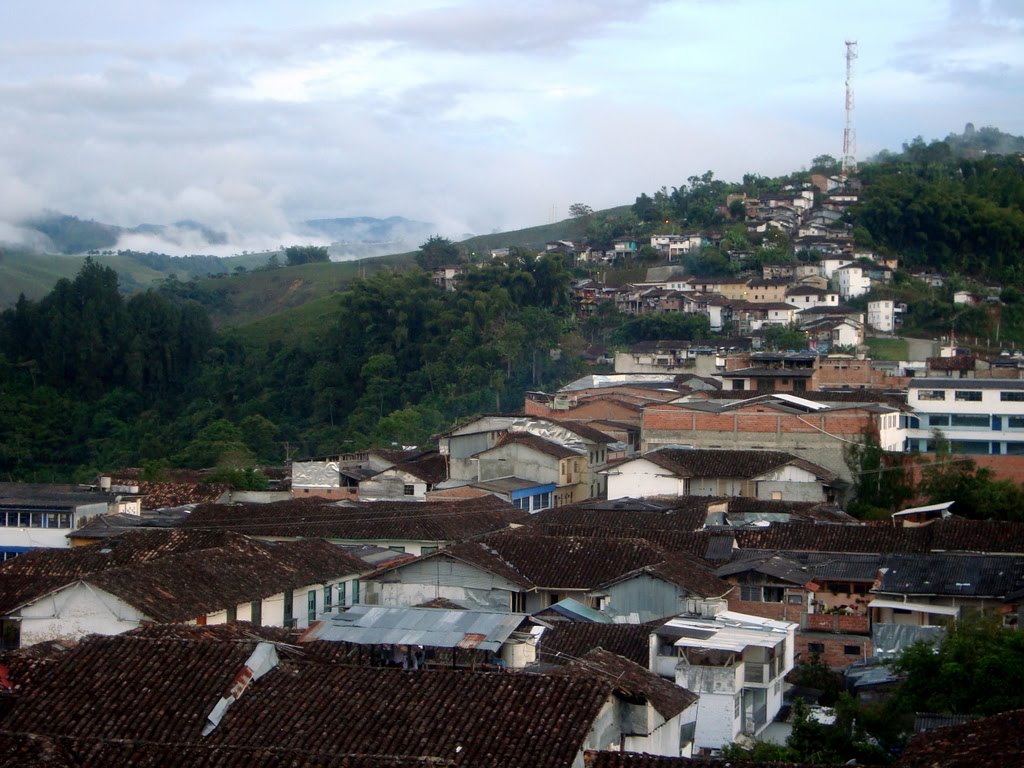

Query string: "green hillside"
[459, 207, 631, 253]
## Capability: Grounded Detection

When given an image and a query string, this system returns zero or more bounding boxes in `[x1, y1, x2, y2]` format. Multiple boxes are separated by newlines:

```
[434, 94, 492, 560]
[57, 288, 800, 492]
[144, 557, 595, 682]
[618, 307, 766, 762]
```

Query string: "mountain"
[300, 215, 433, 243]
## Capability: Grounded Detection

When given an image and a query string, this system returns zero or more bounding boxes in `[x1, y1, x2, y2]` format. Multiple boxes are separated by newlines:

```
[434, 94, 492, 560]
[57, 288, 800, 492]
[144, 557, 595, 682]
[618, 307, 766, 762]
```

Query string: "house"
[867, 299, 899, 332]
[906, 378, 1024, 455]
[1, 535, 373, 647]
[605, 448, 842, 504]
[0, 483, 139, 558]
[650, 607, 798, 750]
[551, 648, 701, 757]
[438, 415, 614, 502]
[179, 496, 527, 556]
[0, 625, 688, 767]
[835, 263, 872, 299]
[719, 351, 819, 393]
[365, 532, 725, 619]
[356, 449, 447, 501]
[786, 285, 839, 310]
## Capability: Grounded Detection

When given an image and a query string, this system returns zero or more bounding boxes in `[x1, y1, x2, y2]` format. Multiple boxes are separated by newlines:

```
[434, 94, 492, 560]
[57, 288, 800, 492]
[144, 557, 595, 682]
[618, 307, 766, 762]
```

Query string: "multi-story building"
[650, 604, 797, 751]
[906, 378, 1024, 455]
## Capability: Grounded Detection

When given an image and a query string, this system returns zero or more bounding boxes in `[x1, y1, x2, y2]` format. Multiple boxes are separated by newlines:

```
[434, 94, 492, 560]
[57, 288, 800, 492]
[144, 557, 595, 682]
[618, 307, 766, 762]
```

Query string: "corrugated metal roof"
[303, 605, 527, 652]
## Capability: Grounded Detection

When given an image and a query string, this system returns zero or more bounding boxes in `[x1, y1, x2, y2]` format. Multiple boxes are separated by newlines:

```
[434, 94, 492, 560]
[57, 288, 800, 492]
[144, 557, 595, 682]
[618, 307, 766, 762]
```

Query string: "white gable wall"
[18, 582, 149, 647]
[607, 458, 685, 500]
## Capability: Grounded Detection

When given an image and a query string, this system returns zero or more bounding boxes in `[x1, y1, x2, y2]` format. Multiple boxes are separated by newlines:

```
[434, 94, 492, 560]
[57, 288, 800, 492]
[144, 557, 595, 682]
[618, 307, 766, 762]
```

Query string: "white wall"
[18, 582, 148, 646]
[608, 458, 685, 499]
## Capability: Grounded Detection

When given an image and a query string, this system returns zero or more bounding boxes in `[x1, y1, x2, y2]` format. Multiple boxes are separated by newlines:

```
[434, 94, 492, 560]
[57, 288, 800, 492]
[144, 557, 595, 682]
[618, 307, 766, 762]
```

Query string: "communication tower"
[842, 40, 858, 176]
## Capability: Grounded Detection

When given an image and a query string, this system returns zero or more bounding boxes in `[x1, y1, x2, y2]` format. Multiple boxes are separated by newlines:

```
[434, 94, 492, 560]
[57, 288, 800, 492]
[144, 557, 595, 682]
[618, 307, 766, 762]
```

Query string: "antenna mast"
[842, 40, 858, 176]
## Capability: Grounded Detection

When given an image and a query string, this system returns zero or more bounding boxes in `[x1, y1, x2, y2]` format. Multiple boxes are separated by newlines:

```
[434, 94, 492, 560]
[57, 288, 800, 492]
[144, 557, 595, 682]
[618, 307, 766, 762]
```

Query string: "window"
[251, 600, 262, 625]
[307, 590, 317, 623]
[1001, 391, 1024, 402]
[787, 594, 804, 605]
[950, 414, 989, 428]
[511, 592, 527, 612]
[421, 546, 439, 555]
[388, 545, 406, 553]
[337, 582, 346, 607]
[226, 605, 237, 622]
[1008, 416, 1024, 430]
[324, 585, 333, 612]
[955, 390, 982, 402]
[536, 492, 551, 510]
[352, 580, 360, 604]
[918, 390, 946, 401]
[732, 380, 745, 390]
[844, 645, 861, 656]
[403, 484, 415, 496]
[927, 414, 951, 427]
[283, 590, 294, 628]
[808, 642, 825, 654]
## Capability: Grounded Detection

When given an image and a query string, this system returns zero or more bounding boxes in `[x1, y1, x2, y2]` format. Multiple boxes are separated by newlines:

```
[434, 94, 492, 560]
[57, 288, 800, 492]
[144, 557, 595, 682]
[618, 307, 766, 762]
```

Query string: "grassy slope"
[865, 336, 909, 360]
[459, 208, 630, 253]
[208, 251, 415, 331]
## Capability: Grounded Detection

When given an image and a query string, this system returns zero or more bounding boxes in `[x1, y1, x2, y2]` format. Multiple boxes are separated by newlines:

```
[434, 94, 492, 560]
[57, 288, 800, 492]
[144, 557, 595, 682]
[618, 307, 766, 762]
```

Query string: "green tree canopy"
[284, 245, 330, 266]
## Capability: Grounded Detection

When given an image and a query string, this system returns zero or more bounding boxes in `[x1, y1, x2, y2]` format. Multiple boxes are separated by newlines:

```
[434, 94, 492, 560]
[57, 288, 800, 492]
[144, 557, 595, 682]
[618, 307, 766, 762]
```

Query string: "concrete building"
[906, 378, 1024, 455]
[650, 606, 797, 751]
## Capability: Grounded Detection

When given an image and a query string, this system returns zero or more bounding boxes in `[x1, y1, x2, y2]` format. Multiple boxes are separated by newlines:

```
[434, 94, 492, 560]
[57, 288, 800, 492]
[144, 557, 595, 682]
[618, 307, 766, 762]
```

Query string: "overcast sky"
[1, 0, 1022, 252]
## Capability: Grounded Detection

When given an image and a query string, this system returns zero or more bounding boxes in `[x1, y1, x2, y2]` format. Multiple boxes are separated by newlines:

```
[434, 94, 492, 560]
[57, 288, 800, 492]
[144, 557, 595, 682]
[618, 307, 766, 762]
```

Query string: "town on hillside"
[4, 138, 1024, 768]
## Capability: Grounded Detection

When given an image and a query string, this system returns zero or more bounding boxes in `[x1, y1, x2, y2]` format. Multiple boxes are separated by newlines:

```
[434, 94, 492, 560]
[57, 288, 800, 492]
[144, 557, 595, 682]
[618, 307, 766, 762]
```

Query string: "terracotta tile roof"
[86, 538, 371, 622]
[490, 432, 581, 459]
[528, 499, 710, 532]
[0, 735, 443, 768]
[387, 451, 447, 484]
[550, 648, 697, 720]
[0, 529, 246, 614]
[108, 477, 229, 510]
[1, 632, 617, 768]
[639, 448, 836, 482]
[180, 497, 526, 542]
[474, 533, 671, 590]
[555, 420, 617, 444]
[898, 709, 1024, 768]
[638, 552, 734, 598]
[537, 623, 655, 667]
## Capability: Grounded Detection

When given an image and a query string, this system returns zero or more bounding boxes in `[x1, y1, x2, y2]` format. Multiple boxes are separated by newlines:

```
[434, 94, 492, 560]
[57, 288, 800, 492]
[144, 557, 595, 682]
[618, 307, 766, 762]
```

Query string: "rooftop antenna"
[842, 40, 858, 176]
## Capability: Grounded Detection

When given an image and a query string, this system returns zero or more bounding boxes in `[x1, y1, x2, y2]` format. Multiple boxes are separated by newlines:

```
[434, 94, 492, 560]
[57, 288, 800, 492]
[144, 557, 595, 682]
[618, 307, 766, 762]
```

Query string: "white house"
[6, 537, 372, 647]
[867, 300, 897, 333]
[835, 263, 872, 300]
[605, 448, 842, 504]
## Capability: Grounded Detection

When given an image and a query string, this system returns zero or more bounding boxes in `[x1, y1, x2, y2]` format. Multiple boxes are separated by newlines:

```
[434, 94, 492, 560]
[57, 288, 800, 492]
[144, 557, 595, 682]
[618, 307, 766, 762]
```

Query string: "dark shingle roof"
[606, 551, 733, 598]
[874, 553, 1024, 598]
[731, 519, 1024, 555]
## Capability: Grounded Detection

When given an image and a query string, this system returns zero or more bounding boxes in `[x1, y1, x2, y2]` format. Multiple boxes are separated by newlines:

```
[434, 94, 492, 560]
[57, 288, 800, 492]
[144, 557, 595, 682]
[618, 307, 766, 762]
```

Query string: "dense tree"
[415, 235, 461, 270]
[284, 245, 330, 266]
[892, 613, 1024, 716]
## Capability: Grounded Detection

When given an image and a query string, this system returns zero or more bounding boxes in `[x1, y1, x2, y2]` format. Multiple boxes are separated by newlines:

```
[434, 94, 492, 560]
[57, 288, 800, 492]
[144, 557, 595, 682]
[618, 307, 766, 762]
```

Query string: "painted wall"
[601, 573, 687, 624]
[18, 582, 148, 646]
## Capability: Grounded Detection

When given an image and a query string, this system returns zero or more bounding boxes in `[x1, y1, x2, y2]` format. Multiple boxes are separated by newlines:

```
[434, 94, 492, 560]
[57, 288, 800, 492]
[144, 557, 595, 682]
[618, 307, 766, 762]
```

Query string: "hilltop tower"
[842, 40, 858, 176]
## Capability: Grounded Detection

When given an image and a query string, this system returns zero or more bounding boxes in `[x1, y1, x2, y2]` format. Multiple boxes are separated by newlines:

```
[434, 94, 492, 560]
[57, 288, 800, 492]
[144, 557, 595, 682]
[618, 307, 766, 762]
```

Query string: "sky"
[1, 0, 1022, 254]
